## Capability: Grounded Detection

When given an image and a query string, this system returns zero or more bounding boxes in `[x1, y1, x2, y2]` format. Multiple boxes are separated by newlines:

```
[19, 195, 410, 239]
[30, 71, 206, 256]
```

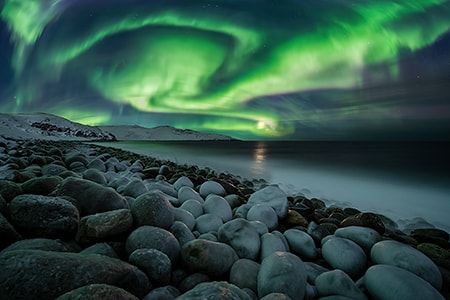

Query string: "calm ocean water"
[95, 141, 450, 232]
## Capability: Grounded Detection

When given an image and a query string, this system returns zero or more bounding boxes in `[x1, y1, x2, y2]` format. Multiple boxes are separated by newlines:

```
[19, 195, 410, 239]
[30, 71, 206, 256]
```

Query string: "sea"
[94, 141, 450, 232]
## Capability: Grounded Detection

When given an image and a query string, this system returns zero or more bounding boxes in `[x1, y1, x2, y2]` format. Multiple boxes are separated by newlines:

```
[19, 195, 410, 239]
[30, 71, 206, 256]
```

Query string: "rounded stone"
[173, 207, 195, 231]
[131, 190, 174, 229]
[249, 220, 269, 236]
[180, 200, 204, 218]
[315, 269, 367, 299]
[20, 176, 62, 196]
[56, 284, 138, 300]
[123, 179, 148, 198]
[82, 169, 107, 185]
[322, 237, 366, 279]
[195, 214, 223, 234]
[283, 229, 316, 260]
[129, 248, 172, 286]
[248, 186, 289, 219]
[178, 186, 204, 204]
[258, 251, 307, 299]
[199, 181, 226, 198]
[247, 204, 278, 231]
[176, 281, 252, 300]
[334, 226, 381, 254]
[260, 233, 288, 261]
[126, 226, 180, 263]
[365, 264, 444, 300]
[204, 195, 232, 222]
[173, 176, 194, 191]
[181, 239, 239, 277]
[218, 218, 261, 260]
[170, 221, 195, 246]
[142, 286, 180, 300]
[229, 258, 260, 293]
[371, 240, 442, 290]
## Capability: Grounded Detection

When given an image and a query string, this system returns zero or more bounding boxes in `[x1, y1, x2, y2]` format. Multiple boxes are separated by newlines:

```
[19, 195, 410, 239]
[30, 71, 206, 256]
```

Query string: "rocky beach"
[0, 138, 449, 299]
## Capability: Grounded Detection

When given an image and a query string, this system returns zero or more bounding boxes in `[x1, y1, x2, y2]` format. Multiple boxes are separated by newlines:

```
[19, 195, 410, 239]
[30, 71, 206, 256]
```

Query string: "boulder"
[176, 281, 252, 300]
[334, 226, 381, 254]
[142, 286, 180, 300]
[260, 233, 287, 261]
[178, 186, 204, 204]
[365, 264, 444, 300]
[204, 195, 232, 222]
[173, 176, 194, 191]
[130, 190, 174, 229]
[322, 237, 366, 279]
[20, 176, 62, 195]
[129, 248, 172, 286]
[0, 238, 70, 253]
[56, 284, 138, 300]
[218, 218, 261, 260]
[8, 194, 79, 238]
[122, 179, 148, 198]
[248, 186, 288, 219]
[173, 207, 195, 231]
[257, 251, 307, 299]
[371, 240, 442, 290]
[195, 214, 223, 234]
[180, 199, 204, 218]
[53, 177, 128, 216]
[283, 229, 316, 260]
[0, 212, 22, 250]
[229, 258, 260, 293]
[76, 209, 133, 243]
[82, 169, 107, 185]
[199, 181, 226, 198]
[247, 204, 278, 231]
[79, 243, 119, 258]
[126, 226, 180, 263]
[170, 221, 196, 246]
[0, 249, 151, 299]
[315, 269, 367, 300]
[181, 239, 238, 277]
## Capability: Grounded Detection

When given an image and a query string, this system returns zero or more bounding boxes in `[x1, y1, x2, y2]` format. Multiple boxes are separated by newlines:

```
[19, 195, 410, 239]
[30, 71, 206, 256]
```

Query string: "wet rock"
[195, 214, 223, 234]
[371, 240, 443, 289]
[53, 177, 128, 216]
[180, 199, 204, 218]
[307, 221, 332, 246]
[8, 194, 79, 238]
[304, 262, 330, 284]
[0, 249, 151, 299]
[173, 176, 194, 191]
[315, 269, 367, 300]
[56, 284, 138, 300]
[20, 176, 62, 195]
[79, 243, 119, 258]
[199, 180, 226, 198]
[204, 195, 232, 222]
[260, 233, 288, 261]
[258, 251, 307, 299]
[126, 226, 180, 263]
[76, 209, 133, 243]
[282, 209, 309, 228]
[178, 186, 204, 204]
[130, 190, 174, 229]
[247, 204, 278, 231]
[322, 237, 366, 279]
[229, 258, 260, 293]
[354, 212, 385, 234]
[173, 207, 195, 231]
[0, 180, 23, 202]
[417, 243, 450, 260]
[411, 228, 450, 248]
[170, 221, 195, 246]
[365, 264, 444, 300]
[82, 168, 107, 185]
[283, 229, 316, 260]
[181, 239, 238, 277]
[248, 186, 288, 219]
[334, 226, 381, 254]
[218, 218, 261, 260]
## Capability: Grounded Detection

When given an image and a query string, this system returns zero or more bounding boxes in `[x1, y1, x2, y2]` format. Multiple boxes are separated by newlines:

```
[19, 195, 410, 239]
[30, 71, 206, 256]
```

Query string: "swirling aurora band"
[1, 0, 450, 139]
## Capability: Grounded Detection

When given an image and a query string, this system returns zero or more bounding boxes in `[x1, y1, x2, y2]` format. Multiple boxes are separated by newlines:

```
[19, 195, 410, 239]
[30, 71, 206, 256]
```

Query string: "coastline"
[1, 139, 448, 299]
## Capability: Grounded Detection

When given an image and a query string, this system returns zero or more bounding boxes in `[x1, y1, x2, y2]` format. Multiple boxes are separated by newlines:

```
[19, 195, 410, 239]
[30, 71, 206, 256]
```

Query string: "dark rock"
[354, 212, 385, 234]
[129, 248, 172, 286]
[417, 243, 450, 261]
[123, 179, 148, 198]
[79, 243, 119, 258]
[229, 258, 260, 293]
[82, 169, 107, 185]
[0, 180, 23, 202]
[340, 216, 364, 228]
[87, 158, 107, 172]
[126, 226, 180, 263]
[0, 212, 22, 250]
[218, 218, 261, 261]
[343, 207, 361, 216]
[142, 286, 180, 300]
[56, 284, 139, 300]
[76, 209, 133, 243]
[0, 238, 71, 253]
[0, 249, 151, 299]
[176, 281, 252, 300]
[41, 164, 68, 176]
[0, 194, 6, 215]
[281, 209, 309, 228]
[181, 239, 239, 277]
[53, 177, 128, 216]
[178, 273, 211, 293]
[130, 190, 174, 229]
[170, 221, 196, 246]
[20, 176, 62, 195]
[8, 194, 79, 238]
[65, 152, 89, 167]
[411, 228, 450, 248]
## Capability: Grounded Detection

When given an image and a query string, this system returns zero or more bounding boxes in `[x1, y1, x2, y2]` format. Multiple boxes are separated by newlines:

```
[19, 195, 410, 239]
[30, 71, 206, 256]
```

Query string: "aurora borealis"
[1, 0, 450, 140]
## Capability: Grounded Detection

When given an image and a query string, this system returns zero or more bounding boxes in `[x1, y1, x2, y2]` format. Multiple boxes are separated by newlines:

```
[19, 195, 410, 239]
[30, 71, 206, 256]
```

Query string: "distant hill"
[0, 113, 235, 142]
[0, 113, 115, 141]
[100, 125, 235, 141]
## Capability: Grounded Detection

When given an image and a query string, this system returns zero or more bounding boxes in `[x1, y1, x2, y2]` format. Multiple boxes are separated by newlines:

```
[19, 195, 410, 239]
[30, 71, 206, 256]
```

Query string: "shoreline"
[1, 139, 449, 299]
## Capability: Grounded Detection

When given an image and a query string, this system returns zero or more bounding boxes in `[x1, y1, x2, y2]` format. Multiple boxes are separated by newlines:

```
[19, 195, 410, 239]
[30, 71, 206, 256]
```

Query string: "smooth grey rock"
[76, 209, 133, 243]
[260, 233, 287, 261]
[170, 221, 195, 246]
[20, 176, 62, 195]
[56, 284, 138, 300]
[0, 179, 22, 202]
[53, 177, 128, 216]
[123, 179, 148, 198]
[218, 218, 261, 260]
[176, 281, 252, 300]
[249, 220, 269, 236]
[258, 251, 307, 299]
[145, 181, 178, 198]
[131, 190, 174, 229]
[229, 258, 260, 293]
[248, 186, 288, 218]
[173, 207, 195, 231]
[283, 229, 316, 260]
[178, 273, 210, 293]
[322, 237, 366, 279]
[41, 164, 68, 176]
[0, 249, 151, 299]
[247, 204, 278, 231]
[0, 238, 70, 253]
[365, 264, 444, 300]
[0, 212, 22, 250]
[195, 214, 223, 234]
[304, 262, 330, 285]
[126, 226, 180, 263]
[178, 186, 204, 204]
[204, 195, 232, 222]
[173, 176, 194, 191]
[371, 240, 442, 289]
[8, 194, 79, 238]
[181, 239, 238, 277]
[260, 293, 293, 300]
[129, 248, 172, 286]
[79, 243, 119, 258]
[234, 203, 251, 219]
[82, 168, 107, 185]
[143, 286, 180, 300]
[87, 158, 107, 172]
[315, 269, 367, 300]
[180, 199, 204, 218]
[334, 226, 381, 254]
[199, 181, 226, 198]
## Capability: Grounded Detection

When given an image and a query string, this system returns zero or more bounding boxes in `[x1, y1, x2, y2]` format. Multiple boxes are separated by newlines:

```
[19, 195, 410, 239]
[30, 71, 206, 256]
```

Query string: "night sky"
[1, 0, 450, 140]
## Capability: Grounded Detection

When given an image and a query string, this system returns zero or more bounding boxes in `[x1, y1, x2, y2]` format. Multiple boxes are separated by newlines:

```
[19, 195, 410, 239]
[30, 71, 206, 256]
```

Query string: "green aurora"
[1, 0, 450, 139]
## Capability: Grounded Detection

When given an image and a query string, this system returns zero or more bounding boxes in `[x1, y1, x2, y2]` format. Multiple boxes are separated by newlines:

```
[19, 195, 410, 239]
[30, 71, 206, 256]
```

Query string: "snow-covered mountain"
[0, 113, 234, 141]
[0, 113, 116, 141]
[100, 125, 235, 141]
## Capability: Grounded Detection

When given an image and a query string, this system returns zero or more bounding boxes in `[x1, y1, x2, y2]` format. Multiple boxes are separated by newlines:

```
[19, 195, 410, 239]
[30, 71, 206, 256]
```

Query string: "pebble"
[334, 226, 381, 254]
[247, 204, 279, 231]
[248, 185, 289, 219]
[260, 233, 288, 261]
[203, 194, 232, 222]
[229, 258, 260, 293]
[129, 248, 172, 286]
[180, 199, 204, 218]
[130, 190, 174, 229]
[218, 218, 261, 260]
[199, 180, 226, 198]
[176, 281, 252, 300]
[283, 228, 316, 260]
[195, 213, 223, 234]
